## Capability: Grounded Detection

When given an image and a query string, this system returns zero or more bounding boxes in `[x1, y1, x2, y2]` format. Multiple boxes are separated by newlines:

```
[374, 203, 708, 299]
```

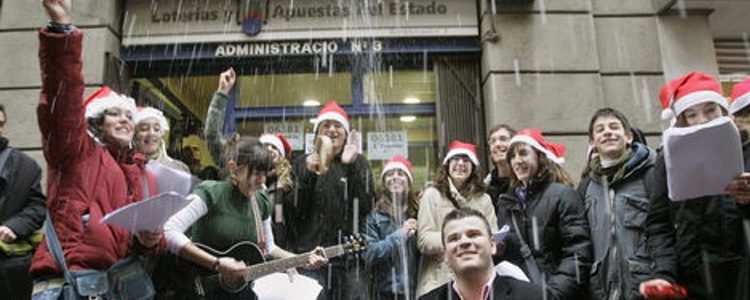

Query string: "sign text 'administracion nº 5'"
[214, 40, 383, 57]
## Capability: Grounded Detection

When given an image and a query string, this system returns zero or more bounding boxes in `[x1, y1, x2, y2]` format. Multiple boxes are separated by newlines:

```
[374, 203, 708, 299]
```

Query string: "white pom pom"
[661, 109, 674, 121]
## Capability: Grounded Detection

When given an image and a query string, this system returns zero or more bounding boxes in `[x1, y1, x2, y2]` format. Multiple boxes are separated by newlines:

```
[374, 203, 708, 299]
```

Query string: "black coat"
[653, 152, 749, 300]
[287, 153, 374, 254]
[496, 175, 592, 300]
[418, 275, 543, 300]
[578, 143, 677, 300]
[0, 137, 46, 240]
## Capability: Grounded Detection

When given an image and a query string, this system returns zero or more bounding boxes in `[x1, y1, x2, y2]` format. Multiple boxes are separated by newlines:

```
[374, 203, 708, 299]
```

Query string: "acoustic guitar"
[183, 235, 366, 299]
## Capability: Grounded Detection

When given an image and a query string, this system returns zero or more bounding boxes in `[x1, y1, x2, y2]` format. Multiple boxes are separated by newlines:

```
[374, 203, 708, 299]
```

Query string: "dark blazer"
[418, 275, 543, 300]
[0, 137, 45, 239]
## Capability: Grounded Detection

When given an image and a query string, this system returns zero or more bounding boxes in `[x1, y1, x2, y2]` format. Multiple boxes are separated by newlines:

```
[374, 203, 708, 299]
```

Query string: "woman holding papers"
[416, 141, 498, 297]
[164, 137, 326, 299]
[30, 1, 165, 298]
[578, 108, 677, 299]
[728, 77, 750, 213]
[494, 129, 591, 300]
[362, 156, 420, 300]
[654, 71, 749, 300]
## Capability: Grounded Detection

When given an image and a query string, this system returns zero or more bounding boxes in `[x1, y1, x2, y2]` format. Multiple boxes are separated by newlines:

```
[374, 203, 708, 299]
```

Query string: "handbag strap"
[510, 212, 543, 284]
[44, 214, 77, 286]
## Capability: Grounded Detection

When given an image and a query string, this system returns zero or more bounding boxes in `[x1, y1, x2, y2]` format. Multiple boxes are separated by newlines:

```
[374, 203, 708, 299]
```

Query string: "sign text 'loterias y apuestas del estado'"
[271, 1, 448, 21]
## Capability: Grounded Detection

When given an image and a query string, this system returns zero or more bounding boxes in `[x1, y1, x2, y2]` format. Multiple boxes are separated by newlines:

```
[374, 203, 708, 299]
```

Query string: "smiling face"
[134, 117, 164, 155]
[591, 116, 632, 161]
[678, 102, 725, 127]
[509, 143, 540, 186]
[317, 120, 347, 155]
[443, 215, 496, 275]
[448, 155, 474, 188]
[98, 108, 134, 148]
[265, 144, 283, 163]
[383, 169, 410, 195]
[488, 128, 513, 165]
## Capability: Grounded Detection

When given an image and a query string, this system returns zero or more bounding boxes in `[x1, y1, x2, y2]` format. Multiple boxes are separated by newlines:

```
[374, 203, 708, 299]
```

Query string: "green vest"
[190, 179, 273, 251]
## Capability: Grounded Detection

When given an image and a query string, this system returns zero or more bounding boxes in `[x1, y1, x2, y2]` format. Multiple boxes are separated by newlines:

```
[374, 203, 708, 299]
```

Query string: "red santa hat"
[509, 129, 566, 164]
[729, 77, 750, 114]
[260, 133, 292, 158]
[381, 156, 413, 183]
[659, 71, 728, 120]
[134, 106, 169, 131]
[443, 141, 480, 166]
[83, 86, 136, 119]
[313, 101, 350, 134]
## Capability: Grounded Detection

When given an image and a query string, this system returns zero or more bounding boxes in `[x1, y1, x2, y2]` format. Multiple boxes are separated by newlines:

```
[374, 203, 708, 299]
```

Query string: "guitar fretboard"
[243, 245, 345, 281]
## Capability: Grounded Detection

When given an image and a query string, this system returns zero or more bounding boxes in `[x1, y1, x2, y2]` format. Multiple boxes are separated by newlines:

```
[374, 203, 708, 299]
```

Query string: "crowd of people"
[0, 0, 749, 299]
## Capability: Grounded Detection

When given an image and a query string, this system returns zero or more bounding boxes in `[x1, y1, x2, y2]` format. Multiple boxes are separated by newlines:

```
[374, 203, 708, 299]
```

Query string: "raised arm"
[204, 68, 235, 167]
[38, 0, 90, 167]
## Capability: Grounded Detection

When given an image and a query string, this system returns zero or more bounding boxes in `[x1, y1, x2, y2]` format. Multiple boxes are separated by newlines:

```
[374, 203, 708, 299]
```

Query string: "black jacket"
[496, 175, 592, 300]
[418, 275, 543, 300]
[288, 153, 374, 254]
[486, 168, 511, 205]
[653, 152, 749, 300]
[579, 143, 677, 300]
[0, 137, 46, 242]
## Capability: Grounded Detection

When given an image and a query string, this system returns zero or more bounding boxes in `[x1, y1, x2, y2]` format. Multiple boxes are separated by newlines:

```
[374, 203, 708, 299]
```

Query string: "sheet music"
[101, 192, 191, 232]
[663, 116, 744, 201]
[146, 160, 193, 196]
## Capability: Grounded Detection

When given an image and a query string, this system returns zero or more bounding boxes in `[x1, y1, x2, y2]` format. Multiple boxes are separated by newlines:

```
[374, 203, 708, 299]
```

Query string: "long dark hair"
[375, 183, 419, 223]
[506, 143, 575, 187]
[431, 159, 486, 200]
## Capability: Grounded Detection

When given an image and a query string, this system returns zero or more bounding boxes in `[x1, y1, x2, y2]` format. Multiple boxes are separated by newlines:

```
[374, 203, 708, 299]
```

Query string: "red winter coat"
[30, 29, 164, 277]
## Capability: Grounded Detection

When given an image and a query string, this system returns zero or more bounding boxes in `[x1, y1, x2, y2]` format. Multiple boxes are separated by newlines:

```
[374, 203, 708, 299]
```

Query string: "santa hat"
[659, 71, 728, 120]
[260, 133, 292, 158]
[313, 101, 350, 134]
[381, 156, 413, 183]
[729, 77, 750, 114]
[443, 141, 480, 166]
[133, 106, 169, 131]
[509, 129, 566, 164]
[83, 86, 136, 119]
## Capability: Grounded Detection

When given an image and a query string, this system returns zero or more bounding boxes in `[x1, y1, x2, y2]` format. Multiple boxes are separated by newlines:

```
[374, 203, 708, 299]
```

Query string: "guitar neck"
[244, 245, 345, 281]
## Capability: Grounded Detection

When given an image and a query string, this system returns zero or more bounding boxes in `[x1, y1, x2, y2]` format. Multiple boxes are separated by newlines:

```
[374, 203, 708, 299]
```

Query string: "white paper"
[495, 261, 530, 282]
[146, 160, 193, 196]
[252, 273, 322, 300]
[663, 116, 744, 201]
[100, 192, 191, 232]
[492, 225, 510, 243]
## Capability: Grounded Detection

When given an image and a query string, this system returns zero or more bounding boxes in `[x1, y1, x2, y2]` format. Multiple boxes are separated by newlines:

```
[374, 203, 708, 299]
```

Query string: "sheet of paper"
[146, 160, 193, 196]
[100, 192, 191, 232]
[252, 273, 322, 300]
[495, 261, 530, 282]
[663, 116, 744, 201]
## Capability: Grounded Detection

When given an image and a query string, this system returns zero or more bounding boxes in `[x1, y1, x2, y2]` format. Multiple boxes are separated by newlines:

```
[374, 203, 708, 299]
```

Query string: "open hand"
[217, 68, 236, 96]
[341, 130, 361, 164]
[725, 172, 750, 205]
[42, 0, 72, 24]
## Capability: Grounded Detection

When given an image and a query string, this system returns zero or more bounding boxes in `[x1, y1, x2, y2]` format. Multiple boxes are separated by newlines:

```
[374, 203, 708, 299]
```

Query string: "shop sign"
[214, 39, 382, 57]
[368, 131, 408, 160]
[123, 0, 477, 45]
[263, 122, 305, 151]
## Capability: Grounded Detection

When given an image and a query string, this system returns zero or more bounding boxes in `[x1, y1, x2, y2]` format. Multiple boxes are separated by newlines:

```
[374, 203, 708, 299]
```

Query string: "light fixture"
[309, 118, 318, 124]
[303, 99, 321, 107]
[403, 97, 421, 104]
[400, 115, 417, 123]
